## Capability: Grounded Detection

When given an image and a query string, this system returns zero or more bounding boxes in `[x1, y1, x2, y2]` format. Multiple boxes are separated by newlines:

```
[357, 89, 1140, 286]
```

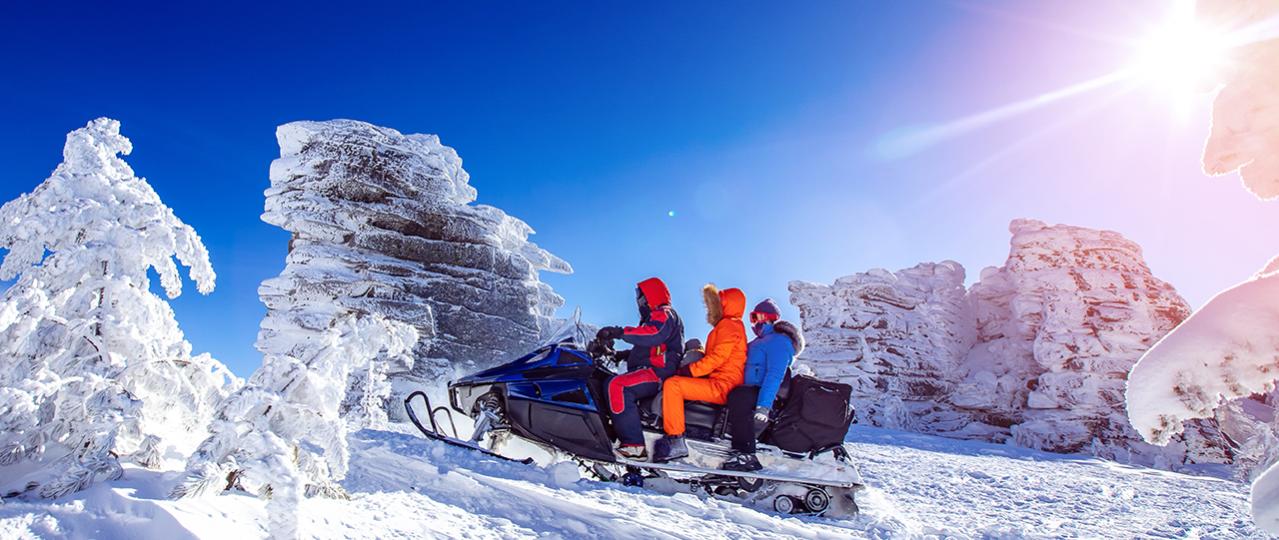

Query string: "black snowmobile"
[404, 315, 863, 518]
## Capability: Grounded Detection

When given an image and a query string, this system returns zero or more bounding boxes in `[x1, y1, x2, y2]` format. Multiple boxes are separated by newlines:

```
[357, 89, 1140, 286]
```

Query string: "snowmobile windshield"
[537, 307, 590, 349]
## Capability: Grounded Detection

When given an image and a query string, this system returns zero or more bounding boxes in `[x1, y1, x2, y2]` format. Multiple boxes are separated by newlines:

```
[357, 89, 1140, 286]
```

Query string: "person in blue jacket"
[720, 298, 804, 472]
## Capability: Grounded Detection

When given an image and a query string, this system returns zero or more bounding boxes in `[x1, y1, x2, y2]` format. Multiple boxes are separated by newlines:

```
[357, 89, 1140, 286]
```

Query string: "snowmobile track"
[613, 457, 864, 490]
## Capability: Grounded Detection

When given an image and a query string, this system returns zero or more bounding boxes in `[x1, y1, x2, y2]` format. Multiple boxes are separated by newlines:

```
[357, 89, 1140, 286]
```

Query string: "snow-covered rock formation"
[960, 219, 1226, 465]
[0, 118, 237, 499]
[1126, 0, 1279, 533]
[259, 120, 572, 389]
[174, 119, 570, 539]
[789, 262, 975, 432]
[792, 219, 1230, 467]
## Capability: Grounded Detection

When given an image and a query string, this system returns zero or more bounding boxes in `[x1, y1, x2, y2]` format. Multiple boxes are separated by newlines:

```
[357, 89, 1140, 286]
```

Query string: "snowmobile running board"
[403, 391, 534, 465]
[613, 457, 864, 490]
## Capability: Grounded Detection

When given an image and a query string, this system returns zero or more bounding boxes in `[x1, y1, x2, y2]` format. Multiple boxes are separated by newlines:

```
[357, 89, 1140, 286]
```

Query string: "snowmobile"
[403, 316, 864, 518]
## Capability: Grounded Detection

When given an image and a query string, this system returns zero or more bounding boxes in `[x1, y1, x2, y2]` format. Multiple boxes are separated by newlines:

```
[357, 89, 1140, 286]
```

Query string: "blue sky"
[3, 1, 1277, 377]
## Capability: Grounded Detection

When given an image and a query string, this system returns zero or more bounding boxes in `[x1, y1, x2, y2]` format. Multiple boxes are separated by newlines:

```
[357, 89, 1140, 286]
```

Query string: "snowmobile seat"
[682, 401, 724, 441]
[641, 390, 725, 441]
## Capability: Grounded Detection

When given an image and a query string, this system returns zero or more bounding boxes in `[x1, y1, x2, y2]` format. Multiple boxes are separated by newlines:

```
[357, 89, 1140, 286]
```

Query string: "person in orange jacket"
[651, 284, 748, 463]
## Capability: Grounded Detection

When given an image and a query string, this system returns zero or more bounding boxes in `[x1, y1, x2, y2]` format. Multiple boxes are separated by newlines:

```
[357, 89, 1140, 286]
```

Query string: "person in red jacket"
[596, 277, 685, 460]
[652, 284, 748, 463]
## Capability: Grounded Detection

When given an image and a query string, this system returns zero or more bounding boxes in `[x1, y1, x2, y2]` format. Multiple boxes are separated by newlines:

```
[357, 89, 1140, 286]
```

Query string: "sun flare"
[1129, 10, 1231, 98]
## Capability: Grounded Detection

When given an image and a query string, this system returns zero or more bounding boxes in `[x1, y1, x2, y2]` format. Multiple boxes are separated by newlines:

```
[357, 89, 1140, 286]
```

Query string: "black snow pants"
[727, 385, 762, 453]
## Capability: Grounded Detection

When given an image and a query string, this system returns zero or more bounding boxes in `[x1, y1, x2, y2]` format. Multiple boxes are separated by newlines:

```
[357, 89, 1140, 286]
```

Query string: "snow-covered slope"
[261, 120, 572, 388]
[791, 219, 1233, 469]
[0, 426, 1261, 539]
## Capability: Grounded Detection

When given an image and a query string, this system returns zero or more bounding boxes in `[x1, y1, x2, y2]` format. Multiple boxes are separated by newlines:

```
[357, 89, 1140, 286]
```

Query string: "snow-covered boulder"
[0, 118, 238, 499]
[789, 262, 975, 432]
[261, 120, 572, 390]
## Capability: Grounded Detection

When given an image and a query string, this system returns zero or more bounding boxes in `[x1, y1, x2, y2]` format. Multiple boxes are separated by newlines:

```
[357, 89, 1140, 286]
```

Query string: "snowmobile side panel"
[506, 397, 617, 463]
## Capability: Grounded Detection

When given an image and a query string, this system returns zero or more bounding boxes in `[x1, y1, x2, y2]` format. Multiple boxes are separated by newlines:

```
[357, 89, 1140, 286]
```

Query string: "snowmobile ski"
[404, 391, 534, 465]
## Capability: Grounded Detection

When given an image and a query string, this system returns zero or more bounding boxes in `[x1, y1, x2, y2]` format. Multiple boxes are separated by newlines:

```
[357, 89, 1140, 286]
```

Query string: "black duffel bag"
[762, 375, 855, 454]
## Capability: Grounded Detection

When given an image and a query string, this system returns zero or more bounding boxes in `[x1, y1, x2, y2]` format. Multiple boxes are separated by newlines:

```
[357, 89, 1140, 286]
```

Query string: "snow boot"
[617, 443, 648, 461]
[652, 435, 689, 463]
[720, 452, 762, 472]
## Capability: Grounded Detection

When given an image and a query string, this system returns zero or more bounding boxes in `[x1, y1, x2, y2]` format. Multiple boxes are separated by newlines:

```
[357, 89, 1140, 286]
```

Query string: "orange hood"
[719, 288, 745, 320]
[703, 284, 746, 325]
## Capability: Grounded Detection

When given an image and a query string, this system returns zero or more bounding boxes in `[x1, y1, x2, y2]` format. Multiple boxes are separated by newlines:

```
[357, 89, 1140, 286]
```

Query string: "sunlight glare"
[1129, 5, 1230, 101]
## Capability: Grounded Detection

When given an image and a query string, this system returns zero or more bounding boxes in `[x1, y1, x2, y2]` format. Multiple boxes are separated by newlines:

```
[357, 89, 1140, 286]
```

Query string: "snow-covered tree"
[173, 312, 417, 539]
[0, 118, 238, 499]
[1125, 0, 1279, 533]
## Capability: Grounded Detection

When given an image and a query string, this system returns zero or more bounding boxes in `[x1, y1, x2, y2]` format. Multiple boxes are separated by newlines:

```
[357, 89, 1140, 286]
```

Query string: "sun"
[1129, 8, 1231, 99]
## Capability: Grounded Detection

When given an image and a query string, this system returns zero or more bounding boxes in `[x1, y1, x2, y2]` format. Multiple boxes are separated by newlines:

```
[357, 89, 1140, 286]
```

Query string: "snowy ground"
[0, 426, 1264, 539]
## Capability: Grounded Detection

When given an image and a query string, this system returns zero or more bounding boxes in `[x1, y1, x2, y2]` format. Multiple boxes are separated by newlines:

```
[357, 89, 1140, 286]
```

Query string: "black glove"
[597, 326, 624, 341]
[752, 406, 771, 437]
[614, 349, 631, 362]
[586, 338, 610, 358]
[676, 364, 692, 377]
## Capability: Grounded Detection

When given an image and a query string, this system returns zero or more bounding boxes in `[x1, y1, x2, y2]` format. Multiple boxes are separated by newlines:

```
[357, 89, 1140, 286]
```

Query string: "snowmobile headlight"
[450, 384, 489, 416]
[449, 383, 462, 412]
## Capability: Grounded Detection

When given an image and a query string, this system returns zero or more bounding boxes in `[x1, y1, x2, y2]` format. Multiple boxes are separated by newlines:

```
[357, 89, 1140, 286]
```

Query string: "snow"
[1125, 262, 1279, 533]
[1126, 270, 1279, 447]
[175, 313, 418, 539]
[0, 426, 1261, 539]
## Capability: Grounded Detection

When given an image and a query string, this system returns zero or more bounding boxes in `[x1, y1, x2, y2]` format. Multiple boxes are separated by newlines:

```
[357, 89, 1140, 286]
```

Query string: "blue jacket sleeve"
[755, 337, 794, 409]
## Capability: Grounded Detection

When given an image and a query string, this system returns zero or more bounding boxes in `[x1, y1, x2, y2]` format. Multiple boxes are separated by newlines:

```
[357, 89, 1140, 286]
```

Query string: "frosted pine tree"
[0, 118, 238, 499]
[173, 312, 417, 540]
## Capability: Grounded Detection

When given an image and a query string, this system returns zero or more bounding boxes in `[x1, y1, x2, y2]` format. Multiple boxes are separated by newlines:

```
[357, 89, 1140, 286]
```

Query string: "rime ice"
[0, 118, 238, 499]
[261, 120, 571, 389]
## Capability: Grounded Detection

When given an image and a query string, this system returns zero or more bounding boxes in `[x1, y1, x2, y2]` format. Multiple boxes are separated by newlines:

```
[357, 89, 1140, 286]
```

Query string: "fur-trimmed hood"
[772, 320, 805, 356]
[703, 284, 745, 326]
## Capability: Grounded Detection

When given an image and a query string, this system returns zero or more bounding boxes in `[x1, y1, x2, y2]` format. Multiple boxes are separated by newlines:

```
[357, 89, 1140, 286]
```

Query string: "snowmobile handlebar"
[585, 336, 616, 360]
